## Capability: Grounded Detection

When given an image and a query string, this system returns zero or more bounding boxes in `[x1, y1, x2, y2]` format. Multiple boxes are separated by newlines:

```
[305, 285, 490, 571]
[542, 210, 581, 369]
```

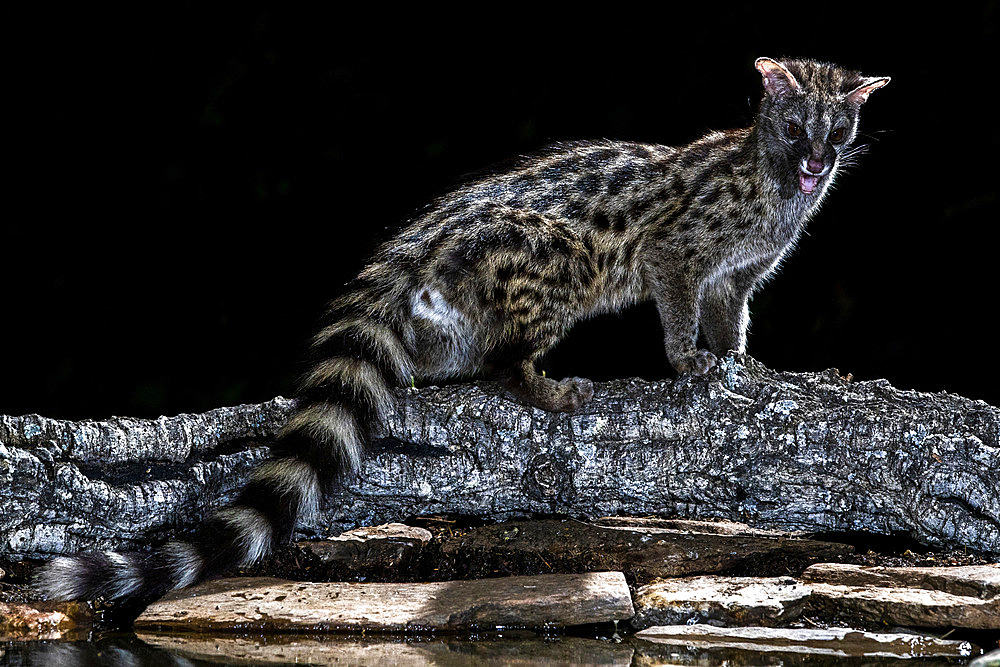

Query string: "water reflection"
[1, 633, 977, 666]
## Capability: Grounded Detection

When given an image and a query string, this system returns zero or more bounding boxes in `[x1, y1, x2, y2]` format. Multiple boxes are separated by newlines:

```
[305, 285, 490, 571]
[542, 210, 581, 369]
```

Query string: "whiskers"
[844, 128, 891, 163]
[839, 143, 870, 171]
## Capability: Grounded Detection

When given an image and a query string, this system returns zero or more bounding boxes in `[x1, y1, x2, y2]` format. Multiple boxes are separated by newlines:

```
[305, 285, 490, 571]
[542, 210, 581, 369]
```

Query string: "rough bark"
[2, 355, 998, 558]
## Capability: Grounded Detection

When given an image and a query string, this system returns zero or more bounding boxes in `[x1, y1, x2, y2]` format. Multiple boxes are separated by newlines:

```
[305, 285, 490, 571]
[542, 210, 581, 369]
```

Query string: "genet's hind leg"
[504, 356, 595, 413]
[490, 310, 595, 413]
[425, 206, 599, 412]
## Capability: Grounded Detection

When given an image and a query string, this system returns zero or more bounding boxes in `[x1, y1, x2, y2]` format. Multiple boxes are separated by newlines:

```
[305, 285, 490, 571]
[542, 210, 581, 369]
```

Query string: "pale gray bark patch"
[2, 355, 998, 558]
[0, 399, 296, 464]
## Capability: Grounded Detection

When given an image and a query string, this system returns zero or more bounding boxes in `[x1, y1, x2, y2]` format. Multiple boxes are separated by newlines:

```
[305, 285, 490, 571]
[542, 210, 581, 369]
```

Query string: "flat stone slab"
[0, 600, 92, 640]
[808, 581, 999, 630]
[291, 518, 851, 585]
[635, 625, 978, 660]
[319, 522, 433, 545]
[631, 571, 1000, 631]
[294, 522, 432, 581]
[802, 562, 1000, 599]
[134, 571, 634, 633]
[595, 516, 795, 537]
[631, 576, 810, 629]
[970, 648, 1000, 666]
[438, 519, 852, 583]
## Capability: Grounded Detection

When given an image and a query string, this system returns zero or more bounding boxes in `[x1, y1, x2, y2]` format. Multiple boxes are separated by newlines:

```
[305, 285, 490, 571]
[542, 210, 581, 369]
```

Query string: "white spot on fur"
[411, 287, 462, 327]
[410, 286, 479, 377]
[162, 541, 204, 590]
[214, 506, 273, 567]
[252, 458, 322, 519]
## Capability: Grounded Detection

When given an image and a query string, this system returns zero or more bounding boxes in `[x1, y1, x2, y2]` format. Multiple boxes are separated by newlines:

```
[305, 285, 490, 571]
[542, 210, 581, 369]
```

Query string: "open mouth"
[798, 170, 821, 194]
[798, 159, 831, 195]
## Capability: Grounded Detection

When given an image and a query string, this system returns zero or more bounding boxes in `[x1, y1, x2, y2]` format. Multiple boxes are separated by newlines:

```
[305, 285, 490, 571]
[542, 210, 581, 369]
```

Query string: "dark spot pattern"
[606, 163, 636, 196]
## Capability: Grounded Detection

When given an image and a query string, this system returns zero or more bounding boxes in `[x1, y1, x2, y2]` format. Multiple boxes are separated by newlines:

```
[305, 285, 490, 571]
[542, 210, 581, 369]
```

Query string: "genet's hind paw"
[673, 349, 718, 376]
[553, 376, 594, 412]
[507, 372, 595, 413]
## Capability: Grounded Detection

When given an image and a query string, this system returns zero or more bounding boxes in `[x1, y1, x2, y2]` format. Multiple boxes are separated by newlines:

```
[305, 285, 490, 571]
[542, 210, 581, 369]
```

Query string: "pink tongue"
[799, 172, 819, 194]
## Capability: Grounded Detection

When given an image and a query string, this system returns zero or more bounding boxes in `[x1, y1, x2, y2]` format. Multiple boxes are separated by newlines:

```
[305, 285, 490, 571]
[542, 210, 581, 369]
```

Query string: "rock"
[801, 562, 1000, 631]
[323, 522, 433, 545]
[435, 519, 852, 584]
[294, 522, 432, 581]
[595, 516, 793, 537]
[137, 634, 636, 665]
[631, 576, 811, 629]
[802, 562, 1000, 599]
[134, 571, 634, 632]
[631, 567, 1000, 631]
[970, 648, 1000, 666]
[807, 581, 999, 630]
[0, 600, 92, 640]
[634, 625, 977, 660]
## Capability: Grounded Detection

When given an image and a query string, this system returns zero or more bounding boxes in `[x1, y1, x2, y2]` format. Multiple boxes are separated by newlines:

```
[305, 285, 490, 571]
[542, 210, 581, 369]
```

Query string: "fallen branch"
[2, 355, 997, 558]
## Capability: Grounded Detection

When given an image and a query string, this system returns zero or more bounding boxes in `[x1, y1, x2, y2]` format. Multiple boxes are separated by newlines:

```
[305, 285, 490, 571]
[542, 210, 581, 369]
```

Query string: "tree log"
[2, 355, 997, 558]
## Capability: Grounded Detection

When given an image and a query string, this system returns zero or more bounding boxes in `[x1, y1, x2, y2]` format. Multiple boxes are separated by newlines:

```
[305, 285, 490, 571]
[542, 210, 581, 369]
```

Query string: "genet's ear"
[847, 76, 890, 105]
[755, 57, 800, 98]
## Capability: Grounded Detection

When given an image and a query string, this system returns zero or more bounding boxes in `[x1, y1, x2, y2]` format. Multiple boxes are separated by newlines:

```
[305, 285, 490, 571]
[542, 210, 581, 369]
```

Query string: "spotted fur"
[35, 57, 888, 609]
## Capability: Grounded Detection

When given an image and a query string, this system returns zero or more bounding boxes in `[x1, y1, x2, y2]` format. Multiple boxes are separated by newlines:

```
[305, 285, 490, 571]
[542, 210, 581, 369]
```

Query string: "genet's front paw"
[673, 349, 718, 376]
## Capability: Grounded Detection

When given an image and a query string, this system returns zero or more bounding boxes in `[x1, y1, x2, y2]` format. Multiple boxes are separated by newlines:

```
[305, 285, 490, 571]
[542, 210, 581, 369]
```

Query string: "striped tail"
[34, 305, 413, 608]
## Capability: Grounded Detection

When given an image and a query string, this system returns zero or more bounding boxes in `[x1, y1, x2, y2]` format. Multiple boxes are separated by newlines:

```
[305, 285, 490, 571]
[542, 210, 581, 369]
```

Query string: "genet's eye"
[786, 121, 804, 138]
[829, 127, 847, 144]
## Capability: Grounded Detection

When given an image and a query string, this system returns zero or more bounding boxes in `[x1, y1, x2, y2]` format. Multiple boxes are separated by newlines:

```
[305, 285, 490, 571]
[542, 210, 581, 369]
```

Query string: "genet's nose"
[806, 157, 825, 174]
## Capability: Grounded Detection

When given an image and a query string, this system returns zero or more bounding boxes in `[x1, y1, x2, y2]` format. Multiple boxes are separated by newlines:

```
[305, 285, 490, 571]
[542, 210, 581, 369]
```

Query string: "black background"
[4, 5, 998, 420]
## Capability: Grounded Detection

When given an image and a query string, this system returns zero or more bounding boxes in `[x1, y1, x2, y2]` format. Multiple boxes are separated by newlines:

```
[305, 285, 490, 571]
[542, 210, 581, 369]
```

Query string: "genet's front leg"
[699, 259, 774, 357]
[700, 279, 750, 356]
[646, 251, 717, 376]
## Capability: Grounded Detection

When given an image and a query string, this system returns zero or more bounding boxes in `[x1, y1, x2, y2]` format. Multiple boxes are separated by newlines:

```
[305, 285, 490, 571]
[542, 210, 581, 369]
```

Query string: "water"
[1, 632, 980, 666]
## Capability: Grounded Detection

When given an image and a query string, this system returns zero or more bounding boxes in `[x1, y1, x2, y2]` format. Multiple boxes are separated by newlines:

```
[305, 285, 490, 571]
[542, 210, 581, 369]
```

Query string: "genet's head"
[755, 57, 889, 196]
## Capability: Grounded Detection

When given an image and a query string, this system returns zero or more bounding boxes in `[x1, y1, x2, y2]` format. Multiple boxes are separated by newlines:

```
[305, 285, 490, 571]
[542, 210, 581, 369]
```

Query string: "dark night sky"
[3, 5, 998, 420]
